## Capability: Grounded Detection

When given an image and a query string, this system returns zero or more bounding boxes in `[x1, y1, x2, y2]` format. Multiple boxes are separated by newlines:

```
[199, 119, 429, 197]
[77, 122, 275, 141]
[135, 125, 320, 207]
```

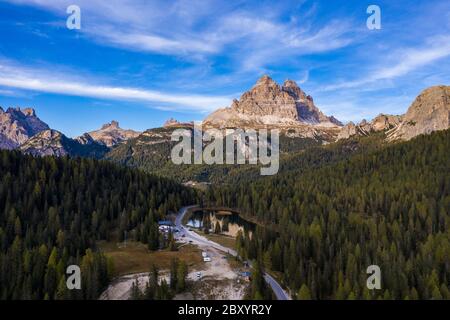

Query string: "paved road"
[175, 206, 291, 300]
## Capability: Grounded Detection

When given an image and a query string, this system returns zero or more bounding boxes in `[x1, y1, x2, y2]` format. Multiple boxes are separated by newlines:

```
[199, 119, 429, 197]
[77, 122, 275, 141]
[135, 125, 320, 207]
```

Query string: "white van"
[203, 257, 211, 262]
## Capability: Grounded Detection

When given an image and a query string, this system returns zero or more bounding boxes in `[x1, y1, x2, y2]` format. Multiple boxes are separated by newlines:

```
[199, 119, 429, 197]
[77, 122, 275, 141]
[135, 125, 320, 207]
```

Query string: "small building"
[158, 220, 175, 233]
[158, 220, 174, 227]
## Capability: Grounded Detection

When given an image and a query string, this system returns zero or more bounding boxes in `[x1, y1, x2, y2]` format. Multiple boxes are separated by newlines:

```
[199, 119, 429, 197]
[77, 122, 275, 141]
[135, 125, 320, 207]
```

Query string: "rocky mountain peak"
[22, 108, 36, 117]
[283, 79, 298, 87]
[338, 85, 449, 141]
[204, 75, 342, 130]
[5, 107, 37, 117]
[0, 107, 49, 149]
[163, 118, 179, 127]
[387, 85, 450, 141]
[282, 79, 307, 100]
[87, 121, 140, 147]
[20, 129, 108, 158]
[101, 120, 120, 130]
[255, 75, 277, 87]
[163, 118, 194, 128]
[238, 75, 284, 106]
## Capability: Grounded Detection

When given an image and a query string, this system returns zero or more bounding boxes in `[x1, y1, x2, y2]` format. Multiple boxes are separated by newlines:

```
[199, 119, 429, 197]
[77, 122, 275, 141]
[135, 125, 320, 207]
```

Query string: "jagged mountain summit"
[2, 83, 448, 162]
[204, 75, 342, 129]
[0, 107, 49, 149]
[163, 118, 194, 128]
[0, 107, 111, 157]
[86, 120, 141, 147]
[337, 114, 403, 140]
[387, 85, 450, 141]
[20, 129, 108, 158]
[338, 86, 450, 141]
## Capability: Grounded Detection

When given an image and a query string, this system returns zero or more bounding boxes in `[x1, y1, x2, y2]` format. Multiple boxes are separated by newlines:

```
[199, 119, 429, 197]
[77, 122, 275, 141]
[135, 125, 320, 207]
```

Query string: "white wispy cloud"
[321, 35, 450, 91]
[285, 20, 354, 52]
[7, 0, 448, 125]
[0, 61, 231, 112]
[6, 0, 356, 70]
[87, 26, 218, 55]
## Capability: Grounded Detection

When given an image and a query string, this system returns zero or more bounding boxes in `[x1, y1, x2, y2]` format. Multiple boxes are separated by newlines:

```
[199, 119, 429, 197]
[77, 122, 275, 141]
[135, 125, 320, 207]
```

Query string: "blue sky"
[0, 0, 449, 137]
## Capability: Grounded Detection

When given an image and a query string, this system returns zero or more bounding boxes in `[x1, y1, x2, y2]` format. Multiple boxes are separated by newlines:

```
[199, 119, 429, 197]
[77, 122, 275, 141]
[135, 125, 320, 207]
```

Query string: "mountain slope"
[337, 114, 402, 140]
[86, 120, 141, 147]
[0, 107, 49, 149]
[20, 129, 109, 158]
[105, 124, 324, 182]
[388, 85, 450, 141]
[338, 86, 449, 141]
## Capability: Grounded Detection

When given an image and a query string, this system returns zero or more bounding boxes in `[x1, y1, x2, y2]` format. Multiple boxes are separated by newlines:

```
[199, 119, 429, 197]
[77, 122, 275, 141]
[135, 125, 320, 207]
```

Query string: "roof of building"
[158, 220, 173, 226]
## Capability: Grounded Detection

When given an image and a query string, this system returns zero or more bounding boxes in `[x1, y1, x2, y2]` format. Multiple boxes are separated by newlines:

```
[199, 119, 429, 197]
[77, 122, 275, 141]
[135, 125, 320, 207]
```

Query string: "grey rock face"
[387, 86, 450, 141]
[20, 129, 109, 158]
[337, 86, 450, 141]
[204, 75, 342, 128]
[86, 120, 141, 147]
[337, 114, 402, 140]
[0, 107, 50, 149]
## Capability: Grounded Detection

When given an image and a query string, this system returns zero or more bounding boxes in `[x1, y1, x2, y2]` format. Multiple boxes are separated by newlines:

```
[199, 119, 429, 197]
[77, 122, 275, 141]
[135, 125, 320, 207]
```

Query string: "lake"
[186, 209, 255, 238]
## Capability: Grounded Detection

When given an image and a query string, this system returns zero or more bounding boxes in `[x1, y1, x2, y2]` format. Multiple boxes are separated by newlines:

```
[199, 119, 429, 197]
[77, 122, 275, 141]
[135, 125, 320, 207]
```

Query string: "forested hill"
[0, 151, 196, 299]
[206, 129, 450, 299]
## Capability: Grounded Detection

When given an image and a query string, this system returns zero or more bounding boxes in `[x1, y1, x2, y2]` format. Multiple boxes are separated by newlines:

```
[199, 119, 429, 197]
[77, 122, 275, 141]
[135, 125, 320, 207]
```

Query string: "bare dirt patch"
[97, 241, 204, 276]
[99, 242, 249, 300]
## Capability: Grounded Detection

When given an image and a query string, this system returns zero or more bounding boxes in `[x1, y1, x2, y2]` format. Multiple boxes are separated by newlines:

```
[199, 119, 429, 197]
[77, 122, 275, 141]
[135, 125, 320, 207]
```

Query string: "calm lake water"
[186, 210, 255, 238]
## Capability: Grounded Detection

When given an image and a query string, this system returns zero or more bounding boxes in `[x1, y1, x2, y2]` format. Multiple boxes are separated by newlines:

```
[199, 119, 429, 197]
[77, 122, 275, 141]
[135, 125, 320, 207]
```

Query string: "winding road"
[175, 206, 291, 300]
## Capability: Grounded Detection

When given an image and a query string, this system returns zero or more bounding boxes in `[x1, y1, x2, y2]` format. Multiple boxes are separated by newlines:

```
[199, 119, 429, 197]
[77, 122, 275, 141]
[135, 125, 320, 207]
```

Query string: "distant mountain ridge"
[388, 85, 450, 141]
[86, 120, 141, 147]
[20, 129, 109, 158]
[0, 109, 136, 157]
[337, 114, 403, 140]
[0, 107, 49, 149]
[338, 85, 450, 141]
[163, 118, 194, 128]
[1, 81, 448, 160]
